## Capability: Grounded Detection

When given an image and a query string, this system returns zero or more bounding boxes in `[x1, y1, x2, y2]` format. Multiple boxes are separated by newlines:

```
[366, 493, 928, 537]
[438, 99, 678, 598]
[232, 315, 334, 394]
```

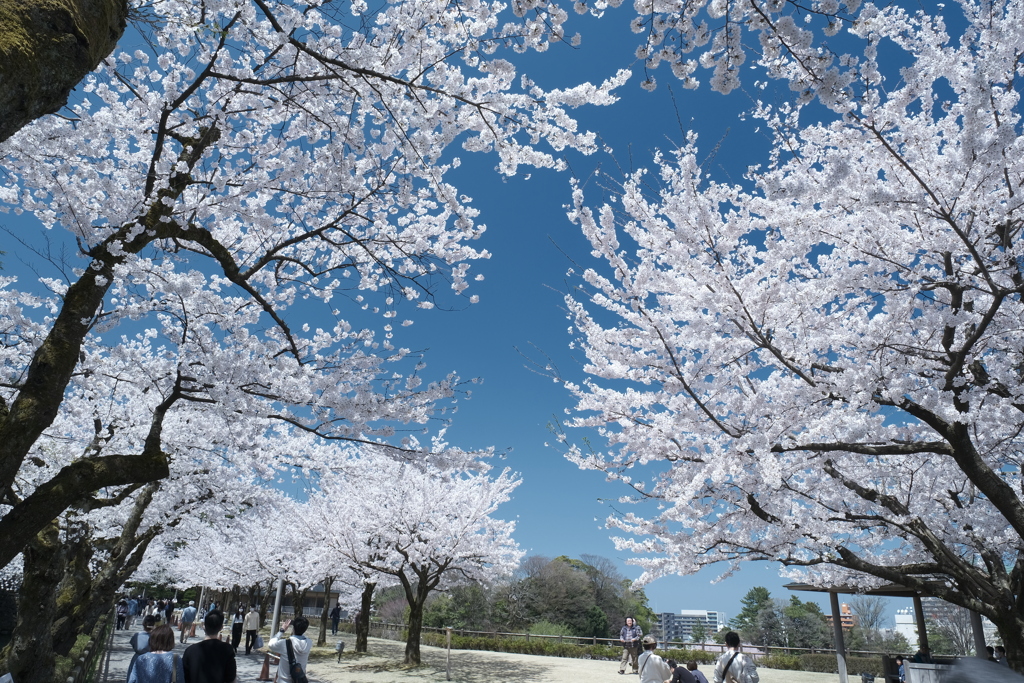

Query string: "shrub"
[421, 632, 623, 660]
[760, 654, 802, 670]
[661, 648, 718, 665]
[528, 621, 575, 637]
[799, 654, 885, 677]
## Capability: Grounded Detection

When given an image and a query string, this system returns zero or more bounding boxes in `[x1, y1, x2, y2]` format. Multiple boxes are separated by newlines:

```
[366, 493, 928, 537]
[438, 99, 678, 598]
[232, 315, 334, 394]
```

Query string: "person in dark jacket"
[182, 610, 236, 683]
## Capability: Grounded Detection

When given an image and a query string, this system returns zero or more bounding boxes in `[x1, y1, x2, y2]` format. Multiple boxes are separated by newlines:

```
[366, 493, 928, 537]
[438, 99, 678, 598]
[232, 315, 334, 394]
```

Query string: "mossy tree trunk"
[1, 481, 162, 679]
[51, 483, 159, 656]
[0, 521, 63, 683]
[0, 0, 128, 143]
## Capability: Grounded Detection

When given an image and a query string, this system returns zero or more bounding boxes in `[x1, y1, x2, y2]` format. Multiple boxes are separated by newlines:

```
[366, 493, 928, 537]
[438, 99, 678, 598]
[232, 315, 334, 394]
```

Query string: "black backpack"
[284, 638, 308, 683]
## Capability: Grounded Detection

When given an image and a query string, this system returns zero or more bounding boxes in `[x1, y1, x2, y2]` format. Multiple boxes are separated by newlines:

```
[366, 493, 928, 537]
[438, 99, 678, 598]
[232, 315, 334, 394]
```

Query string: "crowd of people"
[122, 603, 312, 683]
[618, 619, 757, 683]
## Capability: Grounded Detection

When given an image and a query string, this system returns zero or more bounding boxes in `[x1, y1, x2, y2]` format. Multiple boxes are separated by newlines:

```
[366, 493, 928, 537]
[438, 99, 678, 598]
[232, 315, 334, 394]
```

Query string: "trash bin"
[861, 673, 876, 683]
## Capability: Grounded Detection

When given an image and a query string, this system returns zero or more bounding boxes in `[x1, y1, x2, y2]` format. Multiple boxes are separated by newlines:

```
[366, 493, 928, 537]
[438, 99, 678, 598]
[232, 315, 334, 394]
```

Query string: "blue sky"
[0, 3, 923, 627]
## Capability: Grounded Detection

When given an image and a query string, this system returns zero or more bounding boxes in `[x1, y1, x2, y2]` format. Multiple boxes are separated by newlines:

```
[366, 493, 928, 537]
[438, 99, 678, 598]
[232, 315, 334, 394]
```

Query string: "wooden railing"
[354, 619, 897, 661]
[65, 608, 113, 683]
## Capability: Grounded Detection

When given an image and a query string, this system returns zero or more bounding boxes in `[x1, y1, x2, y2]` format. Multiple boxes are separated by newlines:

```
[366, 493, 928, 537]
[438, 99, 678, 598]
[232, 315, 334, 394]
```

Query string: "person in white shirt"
[243, 606, 261, 655]
[637, 635, 672, 683]
[268, 617, 312, 683]
[713, 632, 759, 683]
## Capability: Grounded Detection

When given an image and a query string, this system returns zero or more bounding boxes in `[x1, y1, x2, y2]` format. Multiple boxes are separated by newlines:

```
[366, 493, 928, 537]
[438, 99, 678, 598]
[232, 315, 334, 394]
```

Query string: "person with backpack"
[637, 635, 672, 683]
[713, 632, 758, 683]
[268, 617, 312, 683]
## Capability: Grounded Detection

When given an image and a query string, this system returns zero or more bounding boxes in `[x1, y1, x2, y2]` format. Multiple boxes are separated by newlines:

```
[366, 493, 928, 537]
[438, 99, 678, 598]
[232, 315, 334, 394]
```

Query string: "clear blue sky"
[0, 4, 921, 627]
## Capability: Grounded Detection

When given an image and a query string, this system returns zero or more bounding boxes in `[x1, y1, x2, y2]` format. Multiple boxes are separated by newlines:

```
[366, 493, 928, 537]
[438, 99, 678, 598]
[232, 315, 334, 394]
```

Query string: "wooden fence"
[355, 619, 896, 661]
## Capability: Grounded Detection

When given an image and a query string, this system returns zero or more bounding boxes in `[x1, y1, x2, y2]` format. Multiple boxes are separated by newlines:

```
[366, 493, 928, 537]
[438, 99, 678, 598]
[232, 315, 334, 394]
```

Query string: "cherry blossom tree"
[562, 0, 1024, 664]
[309, 449, 522, 664]
[0, 0, 627, 571]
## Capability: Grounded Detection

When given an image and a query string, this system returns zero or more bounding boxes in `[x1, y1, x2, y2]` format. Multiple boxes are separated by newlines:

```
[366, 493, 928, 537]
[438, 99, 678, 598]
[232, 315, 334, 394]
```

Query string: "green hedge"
[660, 648, 719, 665]
[418, 633, 728, 664]
[798, 653, 885, 677]
[760, 654, 802, 670]
[422, 633, 632, 660]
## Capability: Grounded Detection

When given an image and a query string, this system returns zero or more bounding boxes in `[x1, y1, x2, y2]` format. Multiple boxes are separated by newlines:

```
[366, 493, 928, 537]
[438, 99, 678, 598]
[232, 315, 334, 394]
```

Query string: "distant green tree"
[782, 596, 832, 649]
[732, 587, 781, 646]
[691, 621, 708, 644]
[583, 605, 610, 639]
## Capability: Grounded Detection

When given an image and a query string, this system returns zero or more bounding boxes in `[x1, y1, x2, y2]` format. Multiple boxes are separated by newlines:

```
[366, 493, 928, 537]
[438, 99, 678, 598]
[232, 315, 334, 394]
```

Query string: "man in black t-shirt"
[182, 610, 237, 683]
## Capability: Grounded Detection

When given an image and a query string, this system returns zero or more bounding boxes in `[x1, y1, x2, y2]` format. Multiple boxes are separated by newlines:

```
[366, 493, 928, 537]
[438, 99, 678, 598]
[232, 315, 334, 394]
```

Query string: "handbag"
[255, 634, 264, 649]
[285, 638, 308, 683]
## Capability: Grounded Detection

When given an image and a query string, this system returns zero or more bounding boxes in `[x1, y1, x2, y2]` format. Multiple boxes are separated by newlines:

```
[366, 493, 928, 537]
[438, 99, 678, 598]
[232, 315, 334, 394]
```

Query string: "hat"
[643, 635, 657, 645]
[189, 601, 195, 606]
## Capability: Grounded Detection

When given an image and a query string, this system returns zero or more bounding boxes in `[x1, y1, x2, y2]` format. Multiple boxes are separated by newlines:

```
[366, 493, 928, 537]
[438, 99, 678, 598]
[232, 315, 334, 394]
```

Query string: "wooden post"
[446, 627, 452, 681]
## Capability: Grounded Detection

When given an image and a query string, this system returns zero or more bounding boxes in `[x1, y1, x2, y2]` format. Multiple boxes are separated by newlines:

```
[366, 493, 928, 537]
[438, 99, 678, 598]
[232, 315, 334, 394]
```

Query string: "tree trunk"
[0, 521, 63, 683]
[259, 580, 273, 627]
[317, 576, 333, 646]
[52, 483, 158, 655]
[402, 575, 431, 666]
[0, 128, 219, 572]
[991, 612, 1024, 673]
[355, 582, 375, 653]
[0, 0, 128, 143]
[287, 583, 308, 617]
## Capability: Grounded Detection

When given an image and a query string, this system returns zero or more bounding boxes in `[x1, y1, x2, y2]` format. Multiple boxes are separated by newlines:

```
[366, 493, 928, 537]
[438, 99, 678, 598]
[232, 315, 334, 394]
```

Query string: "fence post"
[446, 628, 452, 681]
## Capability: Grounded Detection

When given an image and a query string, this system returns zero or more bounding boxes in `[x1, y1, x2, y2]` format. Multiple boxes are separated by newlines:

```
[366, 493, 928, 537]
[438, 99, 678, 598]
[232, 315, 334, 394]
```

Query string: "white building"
[657, 610, 727, 643]
[894, 602, 998, 651]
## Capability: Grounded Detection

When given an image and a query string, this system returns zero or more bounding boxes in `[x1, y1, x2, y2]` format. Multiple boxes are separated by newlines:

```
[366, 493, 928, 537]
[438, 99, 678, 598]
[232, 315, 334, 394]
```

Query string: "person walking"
[638, 635, 672, 683]
[618, 616, 643, 675]
[330, 603, 342, 635]
[230, 606, 244, 653]
[243, 605, 261, 655]
[126, 615, 158, 683]
[128, 625, 185, 683]
[179, 601, 198, 644]
[127, 596, 142, 630]
[182, 610, 236, 683]
[268, 617, 312, 683]
[713, 632, 759, 683]
[117, 599, 130, 630]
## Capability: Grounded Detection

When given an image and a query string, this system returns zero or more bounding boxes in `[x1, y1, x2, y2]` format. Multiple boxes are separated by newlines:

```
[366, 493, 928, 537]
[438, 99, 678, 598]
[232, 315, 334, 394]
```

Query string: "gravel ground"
[100, 628, 844, 683]
[305, 636, 844, 683]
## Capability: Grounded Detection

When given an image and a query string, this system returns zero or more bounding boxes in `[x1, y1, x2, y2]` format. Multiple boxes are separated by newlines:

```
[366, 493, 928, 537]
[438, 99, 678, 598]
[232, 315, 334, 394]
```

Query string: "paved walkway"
[97, 626, 308, 682]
